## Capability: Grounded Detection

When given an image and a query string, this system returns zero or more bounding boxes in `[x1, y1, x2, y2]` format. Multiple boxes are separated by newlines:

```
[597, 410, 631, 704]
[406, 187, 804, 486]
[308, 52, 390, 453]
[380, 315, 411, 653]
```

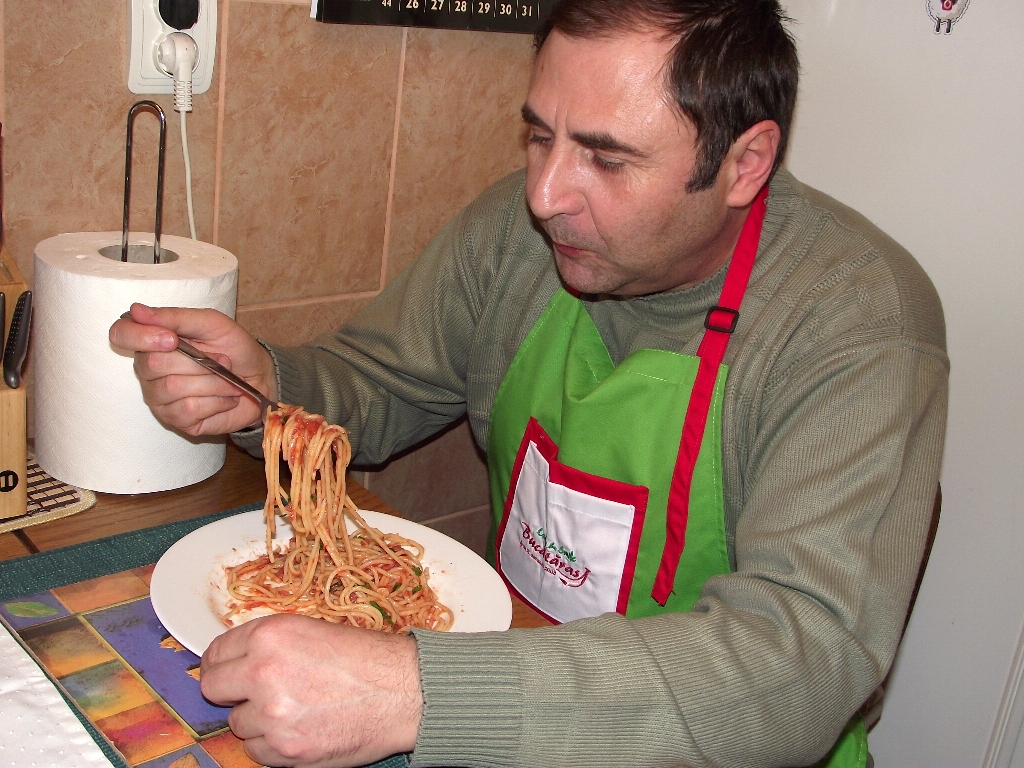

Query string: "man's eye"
[528, 132, 552, 146]
[592, 154, 625, 173]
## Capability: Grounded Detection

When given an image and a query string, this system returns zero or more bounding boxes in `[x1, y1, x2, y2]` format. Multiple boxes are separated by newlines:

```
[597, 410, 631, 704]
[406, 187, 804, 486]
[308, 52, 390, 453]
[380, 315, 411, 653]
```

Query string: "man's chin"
[554, 256, 619, 296]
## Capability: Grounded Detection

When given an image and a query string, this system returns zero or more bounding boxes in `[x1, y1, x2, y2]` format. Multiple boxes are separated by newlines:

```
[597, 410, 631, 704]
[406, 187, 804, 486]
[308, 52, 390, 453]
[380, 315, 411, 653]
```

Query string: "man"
[110, 2, 948, 767]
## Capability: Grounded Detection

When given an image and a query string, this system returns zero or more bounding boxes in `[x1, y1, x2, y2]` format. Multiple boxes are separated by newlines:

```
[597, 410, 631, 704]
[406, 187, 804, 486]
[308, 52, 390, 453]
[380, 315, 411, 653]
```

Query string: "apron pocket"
[497, 418, 648, 623]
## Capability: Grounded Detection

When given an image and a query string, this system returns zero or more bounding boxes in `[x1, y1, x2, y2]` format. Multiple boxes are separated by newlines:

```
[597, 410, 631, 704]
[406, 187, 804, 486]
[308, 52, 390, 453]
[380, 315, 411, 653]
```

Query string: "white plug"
[156, 30, 200, 239]
[156, 32, 199, 112]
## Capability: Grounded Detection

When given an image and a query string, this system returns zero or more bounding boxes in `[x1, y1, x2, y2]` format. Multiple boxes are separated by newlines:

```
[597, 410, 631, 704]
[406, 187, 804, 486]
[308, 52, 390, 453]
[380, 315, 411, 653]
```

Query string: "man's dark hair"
[535, 0, 799, 192]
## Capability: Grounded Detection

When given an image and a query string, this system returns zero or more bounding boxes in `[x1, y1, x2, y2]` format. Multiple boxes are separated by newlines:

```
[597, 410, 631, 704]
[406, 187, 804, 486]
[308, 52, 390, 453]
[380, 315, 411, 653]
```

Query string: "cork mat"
[0, 458, 97, 535]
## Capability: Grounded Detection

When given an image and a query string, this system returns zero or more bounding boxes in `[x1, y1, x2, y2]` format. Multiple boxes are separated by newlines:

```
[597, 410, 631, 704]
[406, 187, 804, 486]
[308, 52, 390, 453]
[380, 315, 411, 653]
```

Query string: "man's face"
[524, 30, 739, 296]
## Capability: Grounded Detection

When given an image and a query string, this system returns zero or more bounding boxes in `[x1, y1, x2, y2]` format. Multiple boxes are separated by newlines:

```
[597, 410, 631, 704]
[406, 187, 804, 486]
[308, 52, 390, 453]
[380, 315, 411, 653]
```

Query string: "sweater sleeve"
[410, 332, 948, 768]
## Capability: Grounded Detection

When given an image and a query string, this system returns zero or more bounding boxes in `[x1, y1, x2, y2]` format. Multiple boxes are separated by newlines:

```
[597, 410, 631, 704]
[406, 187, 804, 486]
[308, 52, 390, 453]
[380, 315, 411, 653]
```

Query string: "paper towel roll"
[34, 232, 238, 494]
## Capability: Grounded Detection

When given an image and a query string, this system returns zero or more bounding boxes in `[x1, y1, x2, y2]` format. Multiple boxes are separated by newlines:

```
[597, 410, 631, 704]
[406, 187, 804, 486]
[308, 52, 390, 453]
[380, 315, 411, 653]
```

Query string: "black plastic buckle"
[704, 306, 739, 333]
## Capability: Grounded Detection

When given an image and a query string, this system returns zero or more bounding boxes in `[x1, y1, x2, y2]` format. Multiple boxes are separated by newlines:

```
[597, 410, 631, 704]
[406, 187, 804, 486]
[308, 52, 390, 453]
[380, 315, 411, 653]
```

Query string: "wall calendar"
[313, 0, 556, 34]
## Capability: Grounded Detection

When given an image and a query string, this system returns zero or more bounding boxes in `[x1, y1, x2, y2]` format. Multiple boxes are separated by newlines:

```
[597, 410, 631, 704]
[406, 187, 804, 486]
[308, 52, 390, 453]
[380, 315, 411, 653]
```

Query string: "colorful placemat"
[0, 507, 409, 768]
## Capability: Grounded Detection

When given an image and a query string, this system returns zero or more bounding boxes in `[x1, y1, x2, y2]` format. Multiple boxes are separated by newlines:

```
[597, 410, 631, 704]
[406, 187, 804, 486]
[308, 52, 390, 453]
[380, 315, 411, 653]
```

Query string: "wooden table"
[0, 444, 550, 628]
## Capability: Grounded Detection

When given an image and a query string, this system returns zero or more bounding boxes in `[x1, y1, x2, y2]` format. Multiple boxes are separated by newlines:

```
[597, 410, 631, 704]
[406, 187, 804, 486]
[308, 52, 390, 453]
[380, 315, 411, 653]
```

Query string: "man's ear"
[722, 120, 781, 208]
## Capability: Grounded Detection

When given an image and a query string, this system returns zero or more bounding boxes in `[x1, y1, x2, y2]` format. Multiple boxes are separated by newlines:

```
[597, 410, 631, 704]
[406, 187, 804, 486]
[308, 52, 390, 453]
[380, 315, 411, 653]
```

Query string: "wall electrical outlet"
[127, 0, 217, 95]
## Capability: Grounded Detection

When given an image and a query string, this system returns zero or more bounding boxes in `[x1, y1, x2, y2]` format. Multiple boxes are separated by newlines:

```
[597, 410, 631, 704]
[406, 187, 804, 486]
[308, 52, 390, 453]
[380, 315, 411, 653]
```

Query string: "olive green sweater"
[236, 169, 948, 768]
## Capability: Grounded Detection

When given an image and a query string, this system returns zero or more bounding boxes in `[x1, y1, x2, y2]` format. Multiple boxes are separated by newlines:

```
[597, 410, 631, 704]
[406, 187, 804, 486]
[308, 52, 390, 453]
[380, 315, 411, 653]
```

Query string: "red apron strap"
[651, 185, 769, 605]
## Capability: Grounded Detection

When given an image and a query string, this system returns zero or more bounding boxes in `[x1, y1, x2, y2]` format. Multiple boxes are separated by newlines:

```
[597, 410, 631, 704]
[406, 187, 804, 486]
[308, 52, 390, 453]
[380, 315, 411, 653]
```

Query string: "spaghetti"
[221, 404, 453, 634]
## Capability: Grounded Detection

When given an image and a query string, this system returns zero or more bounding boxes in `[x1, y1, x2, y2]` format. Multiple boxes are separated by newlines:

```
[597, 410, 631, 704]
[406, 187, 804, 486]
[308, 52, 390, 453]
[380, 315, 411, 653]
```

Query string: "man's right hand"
[109, 303, 278, 436]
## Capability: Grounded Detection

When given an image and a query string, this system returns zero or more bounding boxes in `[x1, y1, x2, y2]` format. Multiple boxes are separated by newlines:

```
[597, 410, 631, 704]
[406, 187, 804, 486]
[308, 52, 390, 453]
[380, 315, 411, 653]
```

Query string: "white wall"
[780, 2, 1024, 766]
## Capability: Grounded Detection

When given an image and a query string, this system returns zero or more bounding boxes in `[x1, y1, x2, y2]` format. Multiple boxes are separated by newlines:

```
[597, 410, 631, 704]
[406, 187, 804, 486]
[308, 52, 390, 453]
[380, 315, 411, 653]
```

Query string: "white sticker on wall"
[927, 0, 970, 34]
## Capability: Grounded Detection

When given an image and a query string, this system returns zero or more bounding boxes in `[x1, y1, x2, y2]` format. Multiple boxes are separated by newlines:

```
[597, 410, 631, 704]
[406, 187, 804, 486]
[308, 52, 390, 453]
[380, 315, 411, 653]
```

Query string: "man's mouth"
[552, 242, 590, 258]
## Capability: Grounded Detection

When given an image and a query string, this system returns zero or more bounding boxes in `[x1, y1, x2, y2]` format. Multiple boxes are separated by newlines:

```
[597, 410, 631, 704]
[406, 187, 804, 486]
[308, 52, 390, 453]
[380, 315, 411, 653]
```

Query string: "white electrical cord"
[157, 32, 199, 240]
[180, 110, 196, 241]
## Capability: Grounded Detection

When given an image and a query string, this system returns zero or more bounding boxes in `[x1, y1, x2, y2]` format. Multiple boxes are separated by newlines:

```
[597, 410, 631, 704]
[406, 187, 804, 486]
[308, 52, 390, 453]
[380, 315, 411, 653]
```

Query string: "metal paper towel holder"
[120, 100, 169, 265]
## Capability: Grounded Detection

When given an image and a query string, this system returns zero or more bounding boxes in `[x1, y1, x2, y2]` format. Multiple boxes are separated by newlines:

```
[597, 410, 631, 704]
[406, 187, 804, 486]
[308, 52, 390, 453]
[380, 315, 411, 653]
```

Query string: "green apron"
[486, 188, 867, 767]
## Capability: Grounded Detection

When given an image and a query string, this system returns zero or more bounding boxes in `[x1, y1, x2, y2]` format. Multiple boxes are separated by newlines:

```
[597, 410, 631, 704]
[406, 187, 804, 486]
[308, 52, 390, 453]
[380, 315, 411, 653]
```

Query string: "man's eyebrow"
[520, 103, 649, 159]
[572, 130, 649, 159]
[521, 104, 549, 131]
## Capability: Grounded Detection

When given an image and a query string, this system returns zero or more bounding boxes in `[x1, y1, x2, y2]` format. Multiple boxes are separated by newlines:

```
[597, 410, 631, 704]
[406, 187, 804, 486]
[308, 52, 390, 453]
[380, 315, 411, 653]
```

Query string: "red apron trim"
[497, 417, 649, 619]
[651, 185, 769, 605]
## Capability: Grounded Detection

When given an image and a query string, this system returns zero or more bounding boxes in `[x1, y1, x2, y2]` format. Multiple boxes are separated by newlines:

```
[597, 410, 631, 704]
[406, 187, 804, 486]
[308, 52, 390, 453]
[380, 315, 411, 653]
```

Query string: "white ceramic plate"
[150, 509, 512, 655]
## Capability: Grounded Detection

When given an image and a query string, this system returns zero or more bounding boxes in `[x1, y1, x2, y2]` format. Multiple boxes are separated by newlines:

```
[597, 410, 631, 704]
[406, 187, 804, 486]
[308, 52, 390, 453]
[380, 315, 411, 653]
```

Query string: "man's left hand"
[200, 614, 422, 767]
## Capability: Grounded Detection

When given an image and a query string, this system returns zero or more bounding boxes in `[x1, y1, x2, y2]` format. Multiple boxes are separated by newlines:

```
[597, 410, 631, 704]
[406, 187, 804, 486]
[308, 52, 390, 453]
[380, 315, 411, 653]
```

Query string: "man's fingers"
[110, 304, 271, 435]
[137, 345, 244, 384]
[110, 315, 177, 353]
[238, 736, 281, 768]
[131, 354, 262, 434]
[201, 626, 259, 706]
[201, 656, 254, 707]
[134, 351, 195, 382]
[111, 305, 236, 354]
[138, 361, 246, 400]
[160, 395, 245, 429]
[198, 617, 421, 766]
[202, 616, 263, 668]
[226, 701, 265, 742]
[129, 303, 234, 344]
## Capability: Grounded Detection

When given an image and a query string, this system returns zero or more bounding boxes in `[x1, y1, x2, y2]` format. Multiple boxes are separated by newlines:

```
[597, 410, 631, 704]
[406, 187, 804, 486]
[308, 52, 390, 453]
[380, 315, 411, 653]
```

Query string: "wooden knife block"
[0, 247, 28, 520]
[0, 384, 27, 519]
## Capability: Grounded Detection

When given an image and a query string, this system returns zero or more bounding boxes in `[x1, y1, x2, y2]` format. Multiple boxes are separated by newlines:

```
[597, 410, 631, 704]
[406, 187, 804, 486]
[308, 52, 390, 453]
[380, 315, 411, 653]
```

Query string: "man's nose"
[527, 144, 585, 221]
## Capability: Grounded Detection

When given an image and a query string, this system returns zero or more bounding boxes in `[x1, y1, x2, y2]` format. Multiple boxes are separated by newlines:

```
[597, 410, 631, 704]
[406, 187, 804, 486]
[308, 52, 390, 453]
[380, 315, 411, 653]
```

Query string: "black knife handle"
[3, 291, 31, 389]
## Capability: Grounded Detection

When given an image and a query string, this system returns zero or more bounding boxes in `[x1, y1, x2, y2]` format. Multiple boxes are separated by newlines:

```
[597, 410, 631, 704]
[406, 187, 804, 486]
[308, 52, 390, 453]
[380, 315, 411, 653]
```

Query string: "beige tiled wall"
[2, 0, 535, 555]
